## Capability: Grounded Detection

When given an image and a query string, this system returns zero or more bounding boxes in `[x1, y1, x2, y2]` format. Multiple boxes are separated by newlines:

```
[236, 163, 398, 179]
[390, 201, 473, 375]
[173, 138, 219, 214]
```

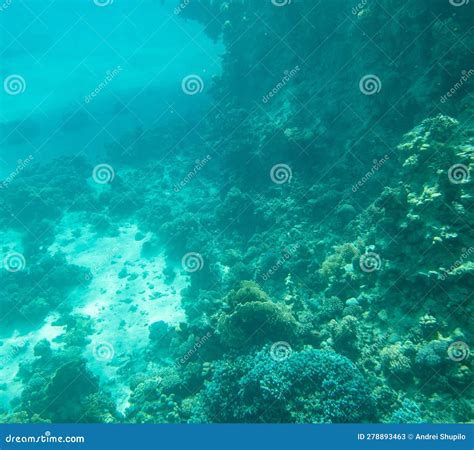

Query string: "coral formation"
[196, 347, 373, 423]
[0, 0, 472, 426]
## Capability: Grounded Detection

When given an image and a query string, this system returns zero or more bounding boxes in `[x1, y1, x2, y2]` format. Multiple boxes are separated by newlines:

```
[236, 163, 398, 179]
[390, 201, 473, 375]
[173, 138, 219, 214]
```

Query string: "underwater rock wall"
[179, 0, 474, 184]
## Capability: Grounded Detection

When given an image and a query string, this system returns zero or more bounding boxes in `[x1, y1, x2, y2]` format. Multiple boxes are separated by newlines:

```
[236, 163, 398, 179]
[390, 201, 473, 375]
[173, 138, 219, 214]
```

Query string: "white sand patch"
[0, 212, 188, 414]
[48, 213, 187, 413]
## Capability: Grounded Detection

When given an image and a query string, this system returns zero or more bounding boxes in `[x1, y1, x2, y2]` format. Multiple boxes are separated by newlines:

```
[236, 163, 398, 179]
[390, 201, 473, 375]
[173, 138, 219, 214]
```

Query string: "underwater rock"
[224, 280, 270, 307]
[217, 283, 297, 348]
[345, 297, 359, 307]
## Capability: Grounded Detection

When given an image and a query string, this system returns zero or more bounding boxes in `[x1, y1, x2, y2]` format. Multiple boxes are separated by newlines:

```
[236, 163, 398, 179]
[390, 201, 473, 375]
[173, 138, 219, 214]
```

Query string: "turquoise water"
[0, 0, 222, 175]
[0, 0, 472, 424]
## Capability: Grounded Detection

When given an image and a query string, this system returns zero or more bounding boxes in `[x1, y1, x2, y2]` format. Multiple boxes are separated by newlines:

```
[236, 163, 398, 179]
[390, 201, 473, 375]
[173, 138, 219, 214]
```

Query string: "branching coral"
[195, 347, 374, 423]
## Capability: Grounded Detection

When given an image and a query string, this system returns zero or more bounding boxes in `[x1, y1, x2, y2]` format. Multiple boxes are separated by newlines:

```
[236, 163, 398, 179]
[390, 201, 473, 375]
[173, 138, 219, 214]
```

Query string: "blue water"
[0, 0, 222, 175]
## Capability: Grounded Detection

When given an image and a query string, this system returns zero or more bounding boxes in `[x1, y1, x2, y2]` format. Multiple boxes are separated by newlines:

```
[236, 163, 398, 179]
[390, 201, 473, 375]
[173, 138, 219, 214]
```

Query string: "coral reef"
[217, 281, 298, 348]
[195, 347, 373, 423]
[0, 0, 472, 425]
